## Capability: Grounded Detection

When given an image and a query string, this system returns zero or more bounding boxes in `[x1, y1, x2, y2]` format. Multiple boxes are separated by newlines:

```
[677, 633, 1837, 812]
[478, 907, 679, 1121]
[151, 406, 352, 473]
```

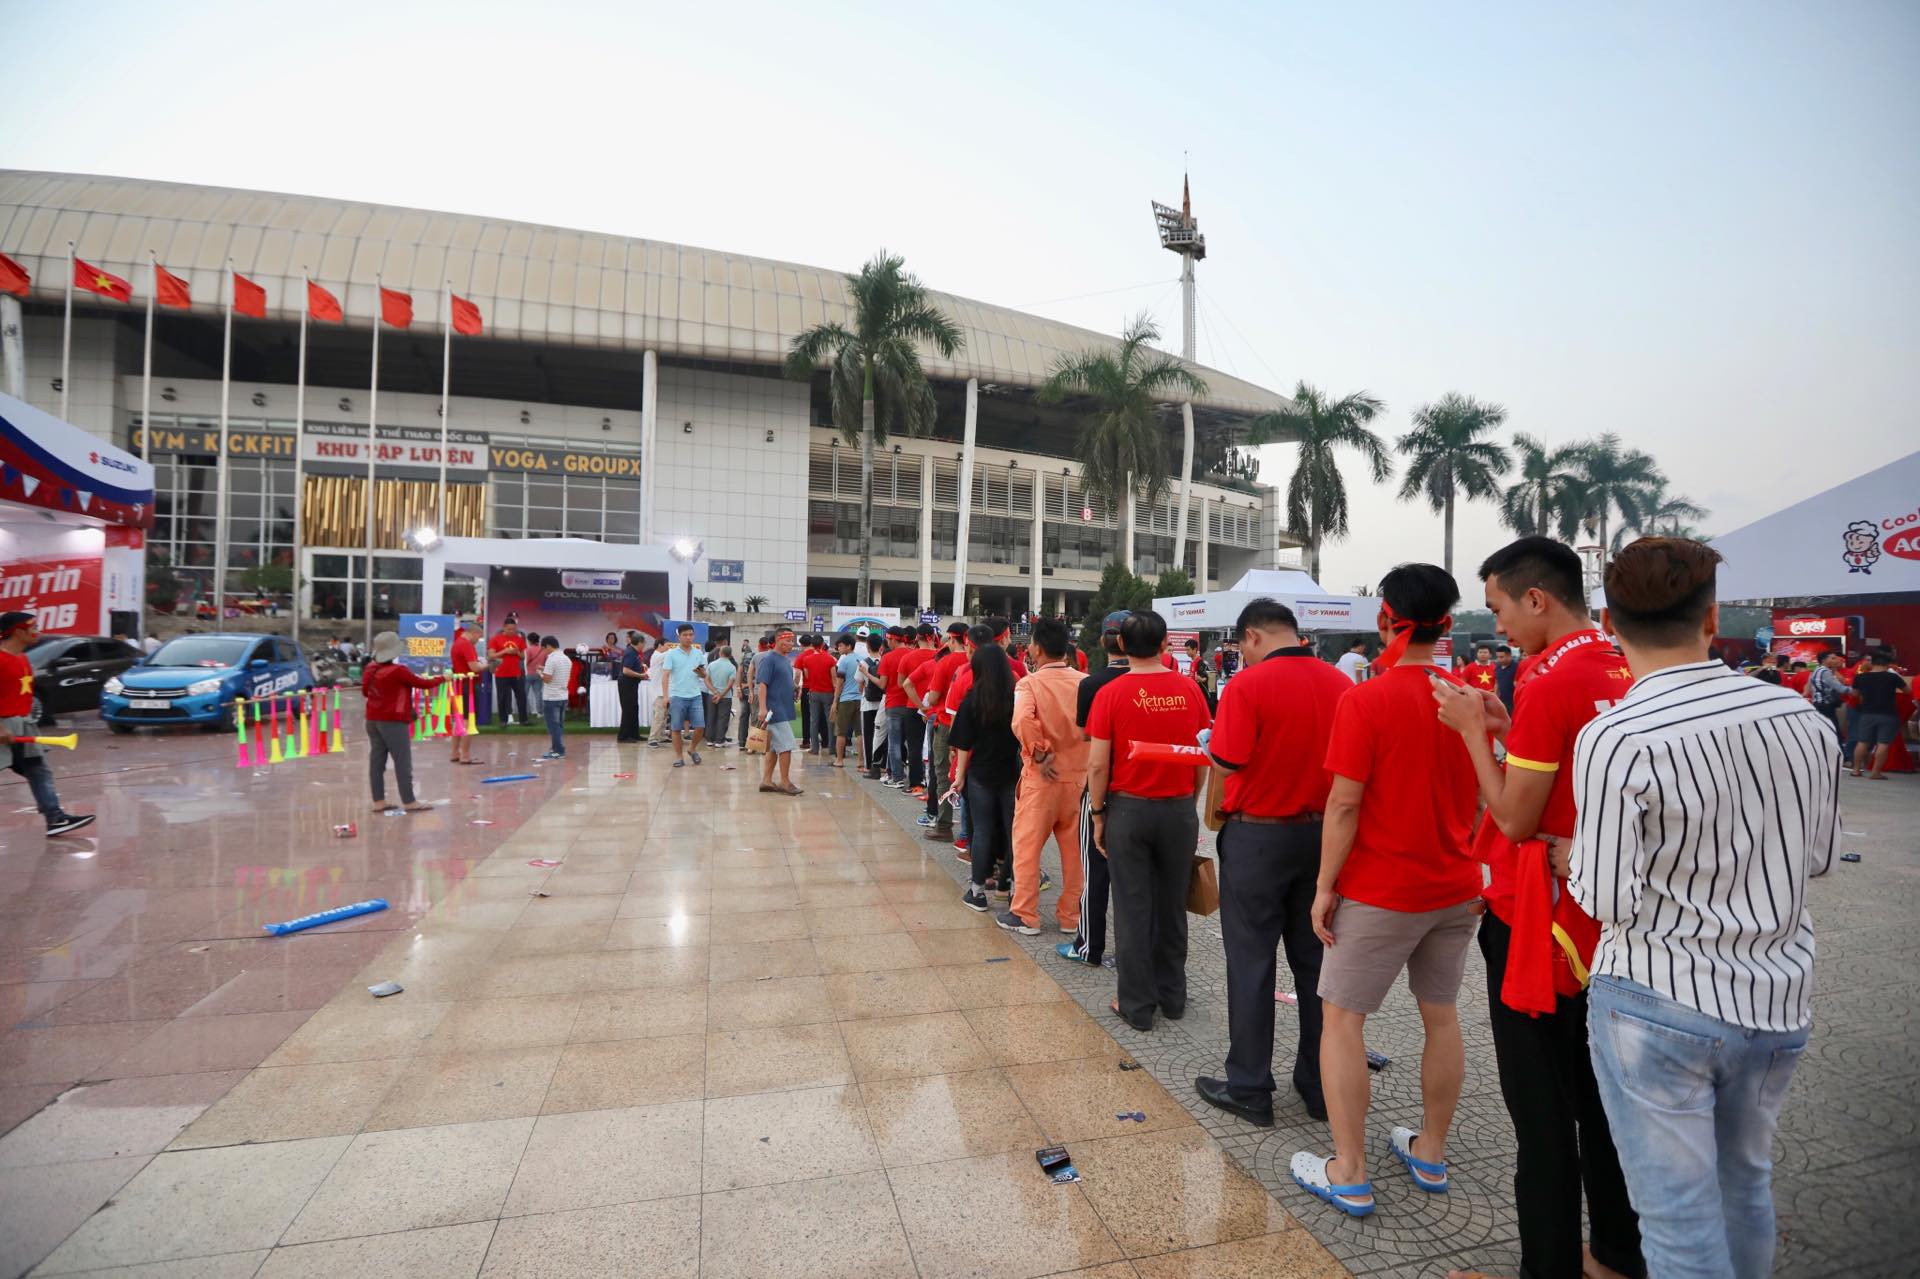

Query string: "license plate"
[129, 698, 171, 709]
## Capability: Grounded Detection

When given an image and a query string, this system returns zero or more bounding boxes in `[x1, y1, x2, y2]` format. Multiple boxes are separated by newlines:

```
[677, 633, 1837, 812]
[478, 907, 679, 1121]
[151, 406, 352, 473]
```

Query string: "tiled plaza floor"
[1, 724, 1343, 1278]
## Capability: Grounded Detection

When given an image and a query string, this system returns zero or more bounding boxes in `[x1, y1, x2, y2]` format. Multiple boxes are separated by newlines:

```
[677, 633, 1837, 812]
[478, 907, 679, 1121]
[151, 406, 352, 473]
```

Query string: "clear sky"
[4, 0, 1915, 590]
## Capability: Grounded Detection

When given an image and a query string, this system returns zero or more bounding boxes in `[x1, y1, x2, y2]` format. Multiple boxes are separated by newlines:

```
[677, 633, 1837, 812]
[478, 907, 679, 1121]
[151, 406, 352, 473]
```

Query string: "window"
[488, 473, 641, 543]
[807, 500, 919, 558]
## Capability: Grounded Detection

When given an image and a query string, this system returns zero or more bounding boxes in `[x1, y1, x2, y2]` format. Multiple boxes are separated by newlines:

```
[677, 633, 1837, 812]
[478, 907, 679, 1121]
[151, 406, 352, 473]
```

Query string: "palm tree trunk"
[1598, 508, 1609, 572]
[859, 362, 875, 607]
[1539, 490, 1549, 539]
[1443, 491, 1455, 577]
[1307, 518, 1321, 583]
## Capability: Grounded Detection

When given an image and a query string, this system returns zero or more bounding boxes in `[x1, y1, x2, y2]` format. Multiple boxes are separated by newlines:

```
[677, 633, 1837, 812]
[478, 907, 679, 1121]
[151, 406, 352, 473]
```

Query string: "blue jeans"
[669, 695, 705, 733]
[1588, 975, 1807, 1279]
[886, 707, 911, 780]
[542, 700, 567, 755]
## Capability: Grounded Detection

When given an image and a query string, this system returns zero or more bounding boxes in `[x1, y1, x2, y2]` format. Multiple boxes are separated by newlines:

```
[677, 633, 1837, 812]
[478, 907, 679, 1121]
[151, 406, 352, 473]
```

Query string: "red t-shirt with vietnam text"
[1209, 649, 1352, 818]
[0, 650, 34, 717]
[1087, 669, 1212, 799]
[1323, 664, 1482, 912]
[1475, 629, 1633, 924]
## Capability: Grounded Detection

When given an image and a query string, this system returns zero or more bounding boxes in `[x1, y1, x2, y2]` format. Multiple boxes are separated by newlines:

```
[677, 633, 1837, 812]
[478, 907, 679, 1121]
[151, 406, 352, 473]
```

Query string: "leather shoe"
[1293, 1079, 1329, 1122]
[1195, 1076, 1274, 1127]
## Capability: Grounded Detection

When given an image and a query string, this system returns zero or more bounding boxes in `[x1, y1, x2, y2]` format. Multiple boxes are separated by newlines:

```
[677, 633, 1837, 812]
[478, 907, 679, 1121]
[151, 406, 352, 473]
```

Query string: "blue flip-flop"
[1289, 1152, 1375, 1217]
[1389, 1125, 1449, 1193]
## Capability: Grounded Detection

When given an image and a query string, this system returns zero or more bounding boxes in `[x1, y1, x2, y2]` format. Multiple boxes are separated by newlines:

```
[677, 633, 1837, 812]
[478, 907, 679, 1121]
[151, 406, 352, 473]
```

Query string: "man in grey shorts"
[1290, 562, 1486, 1220]
[754, 627, 802, 796]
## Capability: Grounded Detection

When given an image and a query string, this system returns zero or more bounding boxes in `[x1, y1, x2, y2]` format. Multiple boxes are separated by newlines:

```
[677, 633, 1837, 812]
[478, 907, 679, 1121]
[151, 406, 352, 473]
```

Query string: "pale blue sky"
[4, 0, 1914, 588]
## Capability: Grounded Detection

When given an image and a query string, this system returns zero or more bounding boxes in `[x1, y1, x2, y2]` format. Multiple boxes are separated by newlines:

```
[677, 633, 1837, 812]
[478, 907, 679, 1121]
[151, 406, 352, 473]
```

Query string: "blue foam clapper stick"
[482, 773, 538, 784]
[263, 898, 390, 936]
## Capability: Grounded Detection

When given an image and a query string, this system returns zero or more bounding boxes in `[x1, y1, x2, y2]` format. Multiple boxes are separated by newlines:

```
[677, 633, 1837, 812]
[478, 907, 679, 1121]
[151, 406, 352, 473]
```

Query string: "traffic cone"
[330, 688, 345, 753]
[234, 696, 251, 768]
[269, 698, 284, 765]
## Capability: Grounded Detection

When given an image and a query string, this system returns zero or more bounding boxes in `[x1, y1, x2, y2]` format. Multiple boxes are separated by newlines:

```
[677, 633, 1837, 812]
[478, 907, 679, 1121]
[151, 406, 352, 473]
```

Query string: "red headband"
[1373, 602, 1450, 672]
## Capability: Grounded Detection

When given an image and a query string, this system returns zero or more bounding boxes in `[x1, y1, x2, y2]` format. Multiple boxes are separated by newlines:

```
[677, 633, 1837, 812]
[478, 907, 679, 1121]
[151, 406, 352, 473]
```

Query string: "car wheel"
[108, 722, 135, 736]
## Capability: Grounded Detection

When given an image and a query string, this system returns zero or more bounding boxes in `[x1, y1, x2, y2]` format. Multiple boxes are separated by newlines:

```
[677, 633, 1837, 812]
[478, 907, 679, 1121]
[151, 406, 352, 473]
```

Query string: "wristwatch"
[1088, 806, 1107, 817]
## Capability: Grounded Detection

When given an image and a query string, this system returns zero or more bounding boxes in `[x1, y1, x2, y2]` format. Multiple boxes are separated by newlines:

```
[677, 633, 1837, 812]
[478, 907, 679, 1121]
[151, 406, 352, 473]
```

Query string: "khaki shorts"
[834, 700, 859, 735]
[1318, 898, 1480, 1014]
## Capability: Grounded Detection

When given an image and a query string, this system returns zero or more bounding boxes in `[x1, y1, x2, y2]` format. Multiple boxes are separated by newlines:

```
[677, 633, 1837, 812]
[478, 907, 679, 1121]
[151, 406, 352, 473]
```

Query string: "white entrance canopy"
[419, 536, 692, 620]
[1153, 568, 1377, 633]
[1708, 450, 1920, 602]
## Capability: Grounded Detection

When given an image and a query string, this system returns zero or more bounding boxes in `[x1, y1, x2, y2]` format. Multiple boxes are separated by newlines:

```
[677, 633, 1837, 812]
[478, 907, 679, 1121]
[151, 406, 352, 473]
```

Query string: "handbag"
[1202, 766, 1227, 833]
[1187, 853, 1220, 916]
[746, 722, 770, 755]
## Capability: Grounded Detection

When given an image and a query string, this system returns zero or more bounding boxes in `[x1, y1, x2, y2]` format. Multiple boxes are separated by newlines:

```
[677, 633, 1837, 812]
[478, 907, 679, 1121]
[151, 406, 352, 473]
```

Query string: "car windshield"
[148, 637, 253, 668]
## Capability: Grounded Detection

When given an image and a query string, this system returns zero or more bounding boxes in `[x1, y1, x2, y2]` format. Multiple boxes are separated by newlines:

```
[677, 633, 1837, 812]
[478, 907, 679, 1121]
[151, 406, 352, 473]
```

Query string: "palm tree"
[1500, 432, 1589, 539]
[1571, 433, 1660, 566]
[1038, 314, 1207, 558]
[1395, 393, 1512, 575]
[1247, 383, 1390, 583]
[1608, 477, 1709, 550]
[785, 252, 963, 606]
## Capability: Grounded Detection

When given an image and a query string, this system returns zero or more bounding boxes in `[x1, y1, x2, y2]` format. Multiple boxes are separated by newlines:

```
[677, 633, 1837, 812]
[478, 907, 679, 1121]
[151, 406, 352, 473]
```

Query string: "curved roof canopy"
[0, 171, 1291, 420]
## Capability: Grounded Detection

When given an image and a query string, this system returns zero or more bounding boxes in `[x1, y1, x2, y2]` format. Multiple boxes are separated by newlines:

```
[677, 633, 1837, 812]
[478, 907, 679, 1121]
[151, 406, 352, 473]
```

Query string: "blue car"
[101, 633, 315, 733]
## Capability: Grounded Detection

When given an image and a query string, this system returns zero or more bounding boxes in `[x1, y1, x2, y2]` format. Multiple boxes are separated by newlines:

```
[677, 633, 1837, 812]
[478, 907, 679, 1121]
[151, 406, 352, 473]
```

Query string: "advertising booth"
[0, 391, 153, 639]
[1153, 568, 1376, 636]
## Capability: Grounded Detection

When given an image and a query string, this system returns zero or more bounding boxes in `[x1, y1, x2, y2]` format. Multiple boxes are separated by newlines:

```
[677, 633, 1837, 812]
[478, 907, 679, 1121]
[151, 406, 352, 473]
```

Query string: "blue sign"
[662, 619, 711, 644]
[919, 611, 940, 625]
[397, 613, 458, 675]
[707, 559, 745, 584]
[784, 609, 807, 622]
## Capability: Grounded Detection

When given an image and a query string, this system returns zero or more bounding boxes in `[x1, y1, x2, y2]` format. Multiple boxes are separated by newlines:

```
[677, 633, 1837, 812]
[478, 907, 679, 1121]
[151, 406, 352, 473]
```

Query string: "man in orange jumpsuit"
[1002, 617, 1087, 935]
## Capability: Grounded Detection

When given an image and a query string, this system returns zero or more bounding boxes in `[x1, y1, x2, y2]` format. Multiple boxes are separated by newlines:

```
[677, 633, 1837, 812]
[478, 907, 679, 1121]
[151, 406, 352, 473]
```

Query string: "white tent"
[1708, 450, 1920, 602]
[1153, 568, 1376, 632]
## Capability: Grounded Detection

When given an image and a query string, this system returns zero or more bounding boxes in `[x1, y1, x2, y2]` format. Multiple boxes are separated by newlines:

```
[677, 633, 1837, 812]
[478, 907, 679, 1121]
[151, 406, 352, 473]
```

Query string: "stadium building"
[0, 171, 1301, 625]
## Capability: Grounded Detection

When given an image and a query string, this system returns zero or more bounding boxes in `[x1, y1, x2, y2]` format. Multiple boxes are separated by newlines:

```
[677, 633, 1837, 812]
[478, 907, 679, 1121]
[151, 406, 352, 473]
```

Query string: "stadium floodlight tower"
[1151, 176, 1206, 573]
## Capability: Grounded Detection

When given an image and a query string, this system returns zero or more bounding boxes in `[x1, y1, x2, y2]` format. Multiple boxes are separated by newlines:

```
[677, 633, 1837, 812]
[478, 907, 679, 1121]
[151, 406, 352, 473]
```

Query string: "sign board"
[132, 425, 296, 459]
[831, 605, 901, 634]
[0, 554, 103, 636]
[1778, 616, 1848, 637]
[707, 559, 745, 584]
[661, 619, 710, 644]
[783, 609, 808, 622]
[303, 422, 488, 472]
[1294, 598, 1360, 629]
[1166, 597, 1210, 623]
[2, 391, 154, 528]
[487, 444, 642, 478]
[1432, 637, 1454, 664]
[812, 620, 825, 633]
[919, 611, 940, 625]
[560, 571, 624, 591]
[397, 613, 457, 674]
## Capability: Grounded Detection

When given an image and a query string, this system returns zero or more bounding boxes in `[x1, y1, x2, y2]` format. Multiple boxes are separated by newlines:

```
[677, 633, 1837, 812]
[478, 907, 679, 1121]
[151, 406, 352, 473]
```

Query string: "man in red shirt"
[797, 636, 837, 756]
[487, 620, 528, 726]
[1292, 563, 1481, 1219]
[1432, 537, 1643, 1279]
[1457, 642, 1497, 696]
[920, 623, 971, 838]
[895, 624, 938, 796]
[448, 618, 485, 766]
[877, 628, 912, 786]
[1, 611, 94, 836]
[1195, 599, 1352, 1128]
[1087, 609, 1212, 1031]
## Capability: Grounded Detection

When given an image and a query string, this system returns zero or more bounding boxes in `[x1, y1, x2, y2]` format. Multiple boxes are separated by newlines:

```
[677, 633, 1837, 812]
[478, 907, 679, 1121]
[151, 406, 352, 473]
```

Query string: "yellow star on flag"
[93, 274, 114, 290]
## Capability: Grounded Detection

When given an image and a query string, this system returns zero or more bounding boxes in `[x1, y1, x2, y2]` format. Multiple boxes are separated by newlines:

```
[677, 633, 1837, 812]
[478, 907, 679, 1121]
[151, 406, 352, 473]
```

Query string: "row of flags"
[0, 249, 483, 335]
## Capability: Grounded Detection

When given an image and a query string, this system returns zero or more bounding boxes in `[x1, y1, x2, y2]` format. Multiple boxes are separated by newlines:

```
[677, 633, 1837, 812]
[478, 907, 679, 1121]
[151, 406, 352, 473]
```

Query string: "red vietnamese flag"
[0, 251, 29, 297]
[155, 264, 192, 309]
[379, 286, 412, 329]
[233, 271, 266, 319]
[307, 280, 343, 323]
[450, 293, 482, 336]
[74, 257, 132, 302]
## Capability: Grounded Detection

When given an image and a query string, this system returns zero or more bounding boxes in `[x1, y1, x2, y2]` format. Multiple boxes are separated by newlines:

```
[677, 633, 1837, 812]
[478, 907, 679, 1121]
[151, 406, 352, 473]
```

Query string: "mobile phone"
[367, 981, 404, 998]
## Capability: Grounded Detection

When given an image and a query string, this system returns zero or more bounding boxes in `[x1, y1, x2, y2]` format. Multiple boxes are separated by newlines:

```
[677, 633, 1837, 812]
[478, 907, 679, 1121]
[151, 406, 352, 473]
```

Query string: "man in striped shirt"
[1570, 537, 1839, 1279]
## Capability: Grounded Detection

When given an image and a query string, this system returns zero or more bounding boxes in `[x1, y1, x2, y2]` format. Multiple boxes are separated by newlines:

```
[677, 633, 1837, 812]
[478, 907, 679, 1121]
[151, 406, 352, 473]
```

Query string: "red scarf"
[1371, 602, 1451, 674]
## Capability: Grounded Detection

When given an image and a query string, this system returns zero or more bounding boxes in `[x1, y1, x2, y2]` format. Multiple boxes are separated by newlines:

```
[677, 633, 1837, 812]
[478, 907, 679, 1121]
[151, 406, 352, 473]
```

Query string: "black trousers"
[1069, 785, 1112, 964]
[1480, 914, 1645, 1279]
[1217, 819, 1324, 1102]
[966, 775, 1015, 890]
[1106, 793, 1196, 1029]
[861, 705, 880, 772]
[494, 671, 528, 724]
[616, 675, 641, 741]
[904, 713, 926, 789]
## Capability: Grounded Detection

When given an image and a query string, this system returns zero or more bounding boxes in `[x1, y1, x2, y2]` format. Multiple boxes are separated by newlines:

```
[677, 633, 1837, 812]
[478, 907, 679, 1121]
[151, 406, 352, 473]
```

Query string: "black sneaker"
[961, 886, 991, 913]
[47, 813, 96, 837]
[994, 910, 1039, 936]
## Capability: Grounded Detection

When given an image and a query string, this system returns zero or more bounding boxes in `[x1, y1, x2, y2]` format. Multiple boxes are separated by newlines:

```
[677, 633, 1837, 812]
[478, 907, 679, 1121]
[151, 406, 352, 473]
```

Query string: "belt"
[1226, 811, 1322, 826]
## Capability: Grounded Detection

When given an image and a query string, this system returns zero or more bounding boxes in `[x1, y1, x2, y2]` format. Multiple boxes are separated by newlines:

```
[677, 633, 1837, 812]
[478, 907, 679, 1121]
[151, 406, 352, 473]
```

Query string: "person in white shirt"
[141, 634, 162, 657]
[1568, 537, 1838, 1279]
[537, 636, 573, 759]
[1334, 637, 1369, 683]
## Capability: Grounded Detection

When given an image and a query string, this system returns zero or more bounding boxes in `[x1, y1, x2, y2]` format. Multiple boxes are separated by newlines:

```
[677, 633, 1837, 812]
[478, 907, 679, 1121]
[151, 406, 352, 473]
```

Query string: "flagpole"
[214, 259, 234, 624]
[291, 269, 309, 647]
[365, 275, 381, 649]
[140, 253, 154, 463]
[60, 242, 73, 422]
[438, 281, 452, 535]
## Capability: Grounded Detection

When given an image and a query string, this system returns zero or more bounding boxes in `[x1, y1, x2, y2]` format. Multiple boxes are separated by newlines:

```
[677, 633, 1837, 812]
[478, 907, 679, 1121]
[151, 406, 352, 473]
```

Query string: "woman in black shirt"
[948, 643, 1021, 913]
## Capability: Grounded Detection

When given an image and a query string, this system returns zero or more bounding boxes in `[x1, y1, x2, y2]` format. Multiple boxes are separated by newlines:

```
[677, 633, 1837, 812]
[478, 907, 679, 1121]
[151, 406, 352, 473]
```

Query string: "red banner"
[0, 555, 103, 635]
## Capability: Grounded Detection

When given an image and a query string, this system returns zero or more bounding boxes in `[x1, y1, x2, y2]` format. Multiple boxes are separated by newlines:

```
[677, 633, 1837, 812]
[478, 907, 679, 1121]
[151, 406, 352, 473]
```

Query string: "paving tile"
[892, 899, 996, 931]
[39, 1136, 352, 1271]
[0, 1070, 242, 1168]
[965, 1002, 1118, 1065]
[840, 1010, 997, 1081]
[481, 1196, 699, 1277]
[181, 963, 367, 1018]
[909, 927, 1023, 966]
[933, 957, 1073, 1009]
[701, 1083, 879, 1190]
[170, 1059, 410, 1149]
[364, 1045, 562, 1130]
[813, 932, 932, 973]
[706, 975, 837, 1030]
[795, 882, 892, 909]
[1129, 1230, 1347, 1278]
[602, 914, 710, 950]
[542, 1034, 706, 1113]
[463, 952, 601, 1000]
[261, 998, 452, 1066]
[0, 1020, 168, 1084]
[593, 947, 709, 990]
[568, 987, 707, 1042]
[0, 1155, 147, 1278]
[613, 888, 712, 920]
[859, 1068, 1046, 1167]
[823, 967, 959, 1020]
[803, 904, 906, 936]
[889, 1150, 1125, 1279]
[707, 938, 823, 982]
[38, 1250, 272, 1277]
[535, 870, 635, 896]
[283, 1119, 531, 1244]
[699, 1170, 917, 1279]
[705, 1023, 852, 1098]
[96, 1009, 311, 1077]
[495, 922, 614, 956]
[503, 1102, 702, 1216]
[708, 885, 804, 914]
[710, 864, 796, 890]
[1005, 1055, 1198, 1144]
[1070, 1127, 1292, 1257]
[511, 893, 625, 928]
[0, 1081, 63, 1138]
[707, 909, 810, 944]
[423, 994, 582, 1053]
[255, 1220, 497, 1278]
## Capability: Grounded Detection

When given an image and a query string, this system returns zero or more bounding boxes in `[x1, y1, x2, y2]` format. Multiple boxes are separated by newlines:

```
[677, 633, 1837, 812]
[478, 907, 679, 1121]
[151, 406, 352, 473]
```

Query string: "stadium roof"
[0, 171, 1291, 419]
